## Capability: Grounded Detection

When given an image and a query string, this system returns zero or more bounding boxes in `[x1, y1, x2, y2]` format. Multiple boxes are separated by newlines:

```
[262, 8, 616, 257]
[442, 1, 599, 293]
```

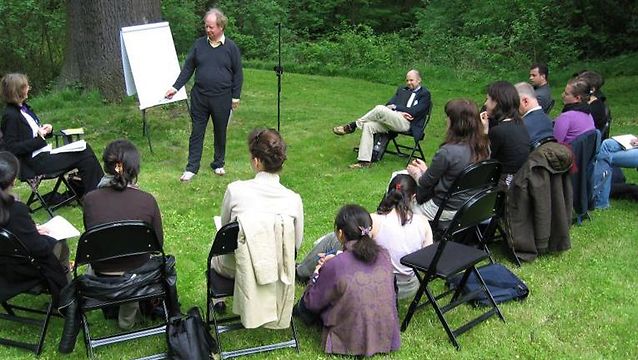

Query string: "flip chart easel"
[120, 21, 188, 152]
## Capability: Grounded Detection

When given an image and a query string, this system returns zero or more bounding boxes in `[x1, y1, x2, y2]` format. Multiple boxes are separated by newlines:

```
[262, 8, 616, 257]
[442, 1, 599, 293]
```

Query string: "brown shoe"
[349, 161, 371, 169]
[333, 123, 355, 135]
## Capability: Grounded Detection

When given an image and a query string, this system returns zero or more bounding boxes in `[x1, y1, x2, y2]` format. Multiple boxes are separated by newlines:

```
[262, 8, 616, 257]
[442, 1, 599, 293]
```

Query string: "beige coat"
[232, 212, 296, 329]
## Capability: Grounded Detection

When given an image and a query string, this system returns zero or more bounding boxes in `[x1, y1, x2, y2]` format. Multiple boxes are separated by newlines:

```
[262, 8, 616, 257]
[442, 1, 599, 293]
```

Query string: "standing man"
[166, 8, 243, 181]
[515, 82, 554, 147]
[332, 69, 431, 168]
[529, 63, 553, 114]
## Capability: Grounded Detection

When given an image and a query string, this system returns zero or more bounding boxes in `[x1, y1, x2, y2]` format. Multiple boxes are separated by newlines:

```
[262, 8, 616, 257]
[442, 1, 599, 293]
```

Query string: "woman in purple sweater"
[295, 204, 400, 357]
[553, 77, 595, 144]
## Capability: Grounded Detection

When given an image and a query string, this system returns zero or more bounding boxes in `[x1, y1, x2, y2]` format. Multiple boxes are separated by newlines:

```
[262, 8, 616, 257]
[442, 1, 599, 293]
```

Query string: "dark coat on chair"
[569, 130, 600, 217]
[506, 141, 574, 262]
[386, 86, 431, 140]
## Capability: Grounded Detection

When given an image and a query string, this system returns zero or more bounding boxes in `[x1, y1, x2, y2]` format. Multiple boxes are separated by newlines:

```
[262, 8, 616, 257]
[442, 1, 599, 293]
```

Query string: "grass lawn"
[2, 55, 638, 359]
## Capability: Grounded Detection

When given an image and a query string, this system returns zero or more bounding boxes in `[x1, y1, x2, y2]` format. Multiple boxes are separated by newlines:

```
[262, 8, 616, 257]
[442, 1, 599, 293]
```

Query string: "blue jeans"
[599, 139, 638, 168]
[594, 139, 638, 208]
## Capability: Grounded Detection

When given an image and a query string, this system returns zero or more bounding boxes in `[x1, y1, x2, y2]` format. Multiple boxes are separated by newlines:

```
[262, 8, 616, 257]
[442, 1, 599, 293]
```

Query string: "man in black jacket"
[166, 8, 243, 181]
[333, 69, 431, 168]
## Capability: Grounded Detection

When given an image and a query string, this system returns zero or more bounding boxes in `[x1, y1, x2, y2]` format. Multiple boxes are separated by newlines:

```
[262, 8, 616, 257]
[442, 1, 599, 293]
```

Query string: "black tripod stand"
[274, 23, 283, 132]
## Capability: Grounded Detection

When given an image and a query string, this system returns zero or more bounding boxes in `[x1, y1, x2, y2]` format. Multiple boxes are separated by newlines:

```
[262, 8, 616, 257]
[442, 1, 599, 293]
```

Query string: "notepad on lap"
[611, 134, 637, 150]
[40, 216, 80, 240]
[50, 140, 87, 154]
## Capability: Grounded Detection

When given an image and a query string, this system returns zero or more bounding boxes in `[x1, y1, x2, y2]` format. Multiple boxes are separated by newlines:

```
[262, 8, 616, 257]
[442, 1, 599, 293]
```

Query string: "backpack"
[166, 307, 218, 360]
[446, 263, 529, 306]
[371, 133, 391, 162]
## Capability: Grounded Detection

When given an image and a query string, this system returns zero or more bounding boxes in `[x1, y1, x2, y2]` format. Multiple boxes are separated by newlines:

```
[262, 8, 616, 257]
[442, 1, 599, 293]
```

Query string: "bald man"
[333, 69, 431, 168]
[515, 82, 554, 148]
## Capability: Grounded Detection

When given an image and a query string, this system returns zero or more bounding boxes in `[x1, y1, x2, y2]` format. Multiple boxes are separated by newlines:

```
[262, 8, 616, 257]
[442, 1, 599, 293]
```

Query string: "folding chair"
[19, 162, 81, 219]
[0, 228, 55, 355]
[570, 129, 601, 224]
[400, 188, 506, 349]
[601, 104, 612, 140]
[385, 104, 433, 165]
[545, 99, 555, 114]
[73, 221, 169, 359]
[206, 221, 299, 359]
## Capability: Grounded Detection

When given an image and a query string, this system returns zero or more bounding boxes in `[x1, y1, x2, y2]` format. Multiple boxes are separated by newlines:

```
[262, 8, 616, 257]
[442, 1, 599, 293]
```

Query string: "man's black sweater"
[172, 36, 243, 98]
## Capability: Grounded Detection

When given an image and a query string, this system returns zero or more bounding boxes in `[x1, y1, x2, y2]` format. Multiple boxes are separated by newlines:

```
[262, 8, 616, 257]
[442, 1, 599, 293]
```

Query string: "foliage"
[0, 0, 65, 93]
[2, 0, 638, 97]
[161, 0, 201, 54]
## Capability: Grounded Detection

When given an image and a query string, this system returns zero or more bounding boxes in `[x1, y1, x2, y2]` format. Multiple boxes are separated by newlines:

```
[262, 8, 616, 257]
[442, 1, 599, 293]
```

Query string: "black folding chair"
[385, 103, 433, 165]
[19, 162, 81, 219]
[0, 228, 55, 355]
[206, 221, 299, 359]
[545, 98, 555, 114]
[73, 221, 169, 359]
[400, 188, 506, 349]
[429, 159, 501, 237]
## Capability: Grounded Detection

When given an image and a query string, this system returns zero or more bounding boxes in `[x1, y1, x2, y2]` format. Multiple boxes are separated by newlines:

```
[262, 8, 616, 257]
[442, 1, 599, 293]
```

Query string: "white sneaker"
[180, 171, 196, 182]
[214, 167, 226, 176]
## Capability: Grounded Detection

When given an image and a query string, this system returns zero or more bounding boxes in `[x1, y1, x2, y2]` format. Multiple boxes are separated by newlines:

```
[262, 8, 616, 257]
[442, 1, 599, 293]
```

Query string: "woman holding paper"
[0, 73, 103, 193]
[0, 151, 70, 302]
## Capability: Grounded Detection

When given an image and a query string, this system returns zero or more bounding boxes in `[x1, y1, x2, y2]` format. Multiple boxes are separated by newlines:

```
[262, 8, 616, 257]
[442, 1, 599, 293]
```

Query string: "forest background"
[1, 0, 637, 94]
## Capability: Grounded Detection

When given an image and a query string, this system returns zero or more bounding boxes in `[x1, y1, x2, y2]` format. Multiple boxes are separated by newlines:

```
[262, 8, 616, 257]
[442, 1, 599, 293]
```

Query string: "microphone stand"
[273, 23, 283, 132]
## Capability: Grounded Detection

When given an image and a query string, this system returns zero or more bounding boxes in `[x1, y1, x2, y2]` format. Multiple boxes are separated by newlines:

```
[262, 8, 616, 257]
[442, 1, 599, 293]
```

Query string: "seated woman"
[553, 77, 596, 144]
[0, 151, 69, 303]
[575, 70, 609, 136]
[483, 81, 530, 187]
[0, 73, 103, 193]
[296, 204, 400, 357]
[82, 139, 164, 330]
[297, 174, 432, 300]
[407, 98, 490, 222]
[210, 128, 303, 307]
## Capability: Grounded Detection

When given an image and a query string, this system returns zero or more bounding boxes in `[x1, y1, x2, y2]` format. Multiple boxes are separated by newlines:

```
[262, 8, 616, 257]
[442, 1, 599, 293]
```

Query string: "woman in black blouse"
[481, 81, 530, 188]
[0, 151, 69, 303]
[1, 73, 103, 193]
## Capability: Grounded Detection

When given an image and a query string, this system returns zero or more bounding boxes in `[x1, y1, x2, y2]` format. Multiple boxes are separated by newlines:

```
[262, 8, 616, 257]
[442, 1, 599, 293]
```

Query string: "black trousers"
[27, 143, 104, 193]
[186, 89, 232, 173]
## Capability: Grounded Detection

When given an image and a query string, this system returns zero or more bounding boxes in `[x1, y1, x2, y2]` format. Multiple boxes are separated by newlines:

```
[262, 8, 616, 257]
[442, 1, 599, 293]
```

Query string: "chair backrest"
[429, 189, 504, 270]
[441, 189, 504, 241]
[207, 221, 239, 264]
[75, 220, 162, 267]
[431, 159, 502, 226]
[0, 227, 32, 264]
[601, 104, 612, 140]
[546, 99, 556, 114]
[415, 103, 433, 140]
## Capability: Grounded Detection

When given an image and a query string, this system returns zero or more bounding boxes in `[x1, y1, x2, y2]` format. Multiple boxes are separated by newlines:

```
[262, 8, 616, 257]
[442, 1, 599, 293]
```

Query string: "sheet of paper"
[50, 140, 87, 154]
[612, 134, 637, 150]
[214, 216, 222, 231]
[61, 128, 85, 135]
[40, 215, 80, 240]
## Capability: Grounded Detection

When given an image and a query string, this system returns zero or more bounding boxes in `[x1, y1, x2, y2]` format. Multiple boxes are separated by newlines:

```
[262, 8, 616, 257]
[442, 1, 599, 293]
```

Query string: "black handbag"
[166, 307, 218, 360]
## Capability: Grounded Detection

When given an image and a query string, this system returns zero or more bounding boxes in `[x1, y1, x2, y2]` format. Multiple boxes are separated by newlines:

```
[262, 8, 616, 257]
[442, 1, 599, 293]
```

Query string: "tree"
[58, 0, 161, 101]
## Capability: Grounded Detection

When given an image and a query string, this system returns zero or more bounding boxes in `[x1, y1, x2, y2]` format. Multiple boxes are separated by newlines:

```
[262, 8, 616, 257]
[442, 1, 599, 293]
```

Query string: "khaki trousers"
[355, 105, 410, 161]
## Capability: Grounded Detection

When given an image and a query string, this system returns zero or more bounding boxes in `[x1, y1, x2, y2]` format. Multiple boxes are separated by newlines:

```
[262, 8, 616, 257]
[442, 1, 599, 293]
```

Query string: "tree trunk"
[57, 0, 161, 102]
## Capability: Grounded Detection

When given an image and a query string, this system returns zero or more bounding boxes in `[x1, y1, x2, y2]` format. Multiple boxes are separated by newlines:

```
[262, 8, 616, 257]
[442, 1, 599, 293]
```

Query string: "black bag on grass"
[371, 133, 391, 162]
[167, 307, 217, 360]
[446, 263, 529, 306]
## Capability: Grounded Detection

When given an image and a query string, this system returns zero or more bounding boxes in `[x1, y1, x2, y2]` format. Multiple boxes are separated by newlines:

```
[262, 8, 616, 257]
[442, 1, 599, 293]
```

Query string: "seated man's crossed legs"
[333, 105, 410, 168]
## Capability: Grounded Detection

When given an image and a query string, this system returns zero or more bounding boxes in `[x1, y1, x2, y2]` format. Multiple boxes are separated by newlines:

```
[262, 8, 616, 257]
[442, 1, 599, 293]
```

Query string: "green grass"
[2, 53, 638, 359]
